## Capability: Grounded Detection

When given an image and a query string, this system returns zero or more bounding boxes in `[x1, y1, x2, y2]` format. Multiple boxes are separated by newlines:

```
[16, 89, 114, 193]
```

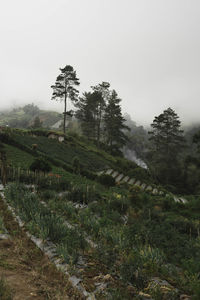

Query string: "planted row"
[4, 183, 87, 264]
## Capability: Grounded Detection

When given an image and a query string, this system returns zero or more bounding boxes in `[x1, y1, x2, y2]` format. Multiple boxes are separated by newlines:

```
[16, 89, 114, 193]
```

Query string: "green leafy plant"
[29, 157, 52, 173]
[97, 174, 115, 187]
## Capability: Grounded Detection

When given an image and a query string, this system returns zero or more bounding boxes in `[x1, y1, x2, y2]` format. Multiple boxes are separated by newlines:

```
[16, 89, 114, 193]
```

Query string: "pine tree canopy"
[51, 65, 79, 134]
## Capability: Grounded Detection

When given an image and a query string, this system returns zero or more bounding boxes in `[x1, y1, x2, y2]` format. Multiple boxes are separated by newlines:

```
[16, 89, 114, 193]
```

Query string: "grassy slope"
[4, 144, 34, 169]
[1, 129, 200, 298]
[6, 130, 128, 172]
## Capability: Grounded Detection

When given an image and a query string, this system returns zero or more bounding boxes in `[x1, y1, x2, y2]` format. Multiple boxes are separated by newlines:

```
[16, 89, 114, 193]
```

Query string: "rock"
[0, 233, 11, 240]
[180, 295, 191, 300]
[146, 185, 153, 191]
[152, 188, 158, 195]
[127, 285, 136, 294]
[103, 274, 113, 282]
[93, 275, 103, 281]
[128, 178, 136, 185]
[134, 180, 141, 186]
[138, 291, 152, 299]
[122, 176, 130, 182]
[70, 275, 82, 287]
[146, 277, 179, 300]
[105, 169, 113, 175]
[141, 183, 147, 190]
[150, 277, 172, 287]
[115, 174, 124, 182]
[111, 171, 119, 178]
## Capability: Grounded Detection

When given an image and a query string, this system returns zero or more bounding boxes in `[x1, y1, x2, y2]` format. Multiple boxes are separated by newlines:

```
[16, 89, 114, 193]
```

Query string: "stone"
[58, 136, 64, 142]
[70, 276, 82, 287]
[93, 274, 103, 281]
[128, 178, 135, 185]
[146, 185, 153, 191]
[134, 180, 141, 186]
[152, 188, 158, 195]
[103, 274, 113, 281]
[48, 133, 57, 140]
[138, 291, 152, 299]
[150, 277, 171, 287]
[115, 174, 124, 182]
[127, 285, 136, 294]
[179, 197, 187, 204]
[105, 169, 113, 175]
[145, 277, 179, 299]
[97, 170, 104, 175]
[122, 176, 130, 183]
[174, 196, 180, 203]
[140, 183, 147, 190]
[0, 234, 11, 240]
[180, 294, 191, 300]
[111, 171, 119, 178]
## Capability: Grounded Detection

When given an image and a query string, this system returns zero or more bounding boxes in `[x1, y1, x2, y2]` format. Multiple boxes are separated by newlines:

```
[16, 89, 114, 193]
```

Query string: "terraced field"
[2, 181, 199, 299]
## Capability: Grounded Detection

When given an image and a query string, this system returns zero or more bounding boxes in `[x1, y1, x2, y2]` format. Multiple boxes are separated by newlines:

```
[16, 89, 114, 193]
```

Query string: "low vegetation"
[0, 124, 200, 299]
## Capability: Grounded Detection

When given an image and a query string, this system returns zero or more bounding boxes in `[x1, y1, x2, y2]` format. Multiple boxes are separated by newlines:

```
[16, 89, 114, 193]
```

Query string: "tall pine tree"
[148, 107, 185, 184]
[104, 90, 129, 153]
[75, 91, 101, 139]
[51, 65, 79, 134]
[91, 82, 110, 145]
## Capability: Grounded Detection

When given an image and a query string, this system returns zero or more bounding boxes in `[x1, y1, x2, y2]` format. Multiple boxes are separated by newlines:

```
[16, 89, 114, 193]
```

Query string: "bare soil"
[0, 197, 85, 300]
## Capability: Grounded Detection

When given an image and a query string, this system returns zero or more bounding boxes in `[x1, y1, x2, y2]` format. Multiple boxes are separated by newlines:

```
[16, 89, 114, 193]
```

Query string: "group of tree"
[51, 64, 200, 193]
[75, 83, 129, 152]
[51, 66, 130, 153]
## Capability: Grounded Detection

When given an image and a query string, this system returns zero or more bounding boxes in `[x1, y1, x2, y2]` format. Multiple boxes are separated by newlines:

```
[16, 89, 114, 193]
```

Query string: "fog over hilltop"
[1, 0, 200, 126]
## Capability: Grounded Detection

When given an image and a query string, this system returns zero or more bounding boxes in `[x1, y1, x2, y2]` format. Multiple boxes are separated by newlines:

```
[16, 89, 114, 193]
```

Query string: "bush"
[72, 156, 81, 174]
[97, 174, 115, 187]
[29, 157, 52, 173]
[80, 169, 97, 180]
[128, 185, 143, 207]
[127, 167, 151, 181]
[115, 157, 137, 172]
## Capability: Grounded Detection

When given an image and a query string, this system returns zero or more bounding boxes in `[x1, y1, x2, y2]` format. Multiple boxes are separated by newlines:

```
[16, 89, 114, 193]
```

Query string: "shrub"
[29, 157, 52, 173]
[115, 157, 137, 172]
[97, 174, 115, 187]
[128, 185, 143, 207]
[80, 169, 97, 180]
[120, 249, 148, 288]
[72, 156, 81, 174]
[108, 195, 129, 214]
[127, 167, 151, 181]
[68, 184, 97, 204]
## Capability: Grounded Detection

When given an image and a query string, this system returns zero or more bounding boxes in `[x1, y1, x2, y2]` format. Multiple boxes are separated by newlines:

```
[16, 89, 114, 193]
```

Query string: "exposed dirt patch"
[0, 197, 85, 300]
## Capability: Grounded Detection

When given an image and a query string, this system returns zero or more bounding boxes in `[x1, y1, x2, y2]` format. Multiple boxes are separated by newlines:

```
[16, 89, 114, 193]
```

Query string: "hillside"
[0, 105, 62, 129]
[0, 128, 199, 299]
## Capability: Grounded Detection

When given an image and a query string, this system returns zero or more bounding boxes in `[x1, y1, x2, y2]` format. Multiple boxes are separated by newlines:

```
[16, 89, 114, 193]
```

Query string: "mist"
[1, 0, 200, 126]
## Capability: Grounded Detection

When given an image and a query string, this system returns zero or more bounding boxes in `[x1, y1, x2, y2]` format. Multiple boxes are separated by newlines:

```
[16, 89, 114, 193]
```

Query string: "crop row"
[38, 186, 200, 298]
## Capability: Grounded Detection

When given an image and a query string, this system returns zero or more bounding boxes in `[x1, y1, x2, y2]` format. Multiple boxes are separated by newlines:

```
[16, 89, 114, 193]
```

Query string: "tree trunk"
[63, 89, 67, 134]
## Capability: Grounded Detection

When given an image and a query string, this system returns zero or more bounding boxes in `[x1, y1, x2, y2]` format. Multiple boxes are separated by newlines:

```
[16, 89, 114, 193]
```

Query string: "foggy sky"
[1, 0, 200, 126]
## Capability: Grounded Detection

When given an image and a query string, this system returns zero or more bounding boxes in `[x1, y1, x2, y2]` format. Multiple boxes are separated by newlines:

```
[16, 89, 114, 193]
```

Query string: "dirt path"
[0, 197, 85, 300]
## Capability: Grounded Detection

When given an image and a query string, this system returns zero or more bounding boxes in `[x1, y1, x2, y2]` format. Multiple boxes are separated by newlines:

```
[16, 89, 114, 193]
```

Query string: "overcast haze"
[1, 0, 200, 126]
